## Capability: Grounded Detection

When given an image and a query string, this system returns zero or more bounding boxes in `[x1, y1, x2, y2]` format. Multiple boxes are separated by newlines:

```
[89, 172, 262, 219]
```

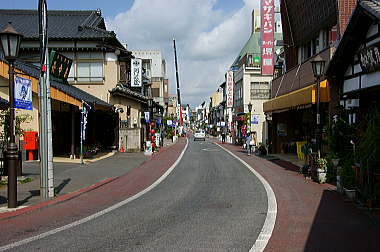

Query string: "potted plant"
[315, 157, 328, 183]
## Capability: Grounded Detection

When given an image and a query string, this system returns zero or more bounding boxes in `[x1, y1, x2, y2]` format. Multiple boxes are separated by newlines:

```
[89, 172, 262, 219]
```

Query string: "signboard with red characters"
[226, 71, 234, 108]
[261, 0, 275, 75]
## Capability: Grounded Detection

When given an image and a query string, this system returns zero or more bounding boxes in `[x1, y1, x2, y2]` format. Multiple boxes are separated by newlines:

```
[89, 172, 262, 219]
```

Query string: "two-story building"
[263, 0, 356, 155]
[0, 9, 150, 154]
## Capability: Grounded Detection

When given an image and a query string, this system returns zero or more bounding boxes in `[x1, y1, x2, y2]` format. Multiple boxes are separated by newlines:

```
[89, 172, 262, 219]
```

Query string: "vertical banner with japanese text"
[261, 0, 275, 75]
[226, 71, 234, 108]
[131, 58, 142, 87]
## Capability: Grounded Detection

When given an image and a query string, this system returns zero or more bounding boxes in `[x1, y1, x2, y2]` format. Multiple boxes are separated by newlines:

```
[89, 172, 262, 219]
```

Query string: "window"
[75, 52, 104, 83]
[152, 88, 160, 97]
[250, 82, 270, 99]
[77, 62, 103, 82]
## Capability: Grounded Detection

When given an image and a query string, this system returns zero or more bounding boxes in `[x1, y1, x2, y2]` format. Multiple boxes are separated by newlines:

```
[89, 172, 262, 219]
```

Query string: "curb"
[0, 177, 118, 220]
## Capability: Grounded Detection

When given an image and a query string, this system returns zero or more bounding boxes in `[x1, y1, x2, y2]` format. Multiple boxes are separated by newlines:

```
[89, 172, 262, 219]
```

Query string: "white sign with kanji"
[226, 71, 234, 108]
[131, 58, 142, 87]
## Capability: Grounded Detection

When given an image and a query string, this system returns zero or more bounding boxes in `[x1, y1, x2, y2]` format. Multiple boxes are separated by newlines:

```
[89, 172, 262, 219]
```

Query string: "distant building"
[132, 50, 168, 110]
[231, 9, 282, 144]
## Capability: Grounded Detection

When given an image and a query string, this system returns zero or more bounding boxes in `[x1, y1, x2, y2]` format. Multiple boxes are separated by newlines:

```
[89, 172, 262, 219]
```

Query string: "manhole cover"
[206, 202, 232, 209]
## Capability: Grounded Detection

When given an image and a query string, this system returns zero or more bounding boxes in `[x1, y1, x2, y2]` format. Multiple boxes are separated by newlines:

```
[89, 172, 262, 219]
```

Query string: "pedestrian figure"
[221, 128, 226, 143]
[245, 132, 252, 156]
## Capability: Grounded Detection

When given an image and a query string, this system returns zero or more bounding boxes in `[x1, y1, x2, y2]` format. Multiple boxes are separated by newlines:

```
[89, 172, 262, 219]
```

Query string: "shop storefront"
[264, 82, 330, 155]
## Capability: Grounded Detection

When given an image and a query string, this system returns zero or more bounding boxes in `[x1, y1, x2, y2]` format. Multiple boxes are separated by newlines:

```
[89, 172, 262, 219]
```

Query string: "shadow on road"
[55, 178, 71, 195]
[18, 190, 40, 205]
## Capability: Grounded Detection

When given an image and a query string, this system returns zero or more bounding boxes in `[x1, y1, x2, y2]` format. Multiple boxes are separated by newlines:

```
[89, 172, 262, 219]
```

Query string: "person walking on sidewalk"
[245, 132, 252, 156]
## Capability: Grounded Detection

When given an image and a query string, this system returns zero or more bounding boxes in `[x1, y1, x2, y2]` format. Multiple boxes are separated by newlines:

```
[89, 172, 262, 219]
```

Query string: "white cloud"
[107, 0, 261, 107]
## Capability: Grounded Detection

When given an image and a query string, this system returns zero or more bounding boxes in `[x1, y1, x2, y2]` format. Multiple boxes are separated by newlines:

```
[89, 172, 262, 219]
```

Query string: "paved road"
[5, 139, 268, 251]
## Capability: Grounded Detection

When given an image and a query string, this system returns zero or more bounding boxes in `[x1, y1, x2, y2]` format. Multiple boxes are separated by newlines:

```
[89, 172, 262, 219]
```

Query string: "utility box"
[23, 131, 38, 160]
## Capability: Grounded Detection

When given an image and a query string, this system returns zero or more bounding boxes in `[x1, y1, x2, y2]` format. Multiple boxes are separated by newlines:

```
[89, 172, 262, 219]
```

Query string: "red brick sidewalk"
[219, 142, 380, 252]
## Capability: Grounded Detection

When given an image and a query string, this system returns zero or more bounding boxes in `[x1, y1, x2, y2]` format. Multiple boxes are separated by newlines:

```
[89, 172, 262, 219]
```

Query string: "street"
[1, 139, 268, 251]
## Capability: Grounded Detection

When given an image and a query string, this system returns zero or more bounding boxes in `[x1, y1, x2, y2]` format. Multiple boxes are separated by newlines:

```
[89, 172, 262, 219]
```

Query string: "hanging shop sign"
[49, 50, 73, 80]
[144, 111, 150, 123]
[131, 58, 142, 87]
[226, 71, 234, 108]
[251, 114, 259, 125]
[261, 0, 275, 75]
[81, 102, 91, 141]
[14, 76, 33, 110]
[358, 42, 380, 73]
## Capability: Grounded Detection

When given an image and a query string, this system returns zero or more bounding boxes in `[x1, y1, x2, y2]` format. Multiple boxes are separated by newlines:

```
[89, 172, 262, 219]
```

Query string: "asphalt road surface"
[8, 139, 268, 251]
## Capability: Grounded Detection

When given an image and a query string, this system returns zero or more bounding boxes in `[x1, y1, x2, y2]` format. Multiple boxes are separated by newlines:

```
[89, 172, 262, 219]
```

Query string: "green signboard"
[253, 56, 261, 65]
[49, 51, 73, 80]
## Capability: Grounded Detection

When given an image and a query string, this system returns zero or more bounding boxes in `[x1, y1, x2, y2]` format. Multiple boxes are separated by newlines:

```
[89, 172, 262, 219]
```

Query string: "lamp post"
[311, 55, 326, 157]
[248, 102, 252, 133]
[0, 22, 23, 208]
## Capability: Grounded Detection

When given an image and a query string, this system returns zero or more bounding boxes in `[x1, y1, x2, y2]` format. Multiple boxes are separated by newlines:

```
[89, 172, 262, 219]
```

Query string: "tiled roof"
[0, 53, 112, 108]
[0, 9, 115, 40]
[360, 0, 380, 19]
[109, 84, 148, 103]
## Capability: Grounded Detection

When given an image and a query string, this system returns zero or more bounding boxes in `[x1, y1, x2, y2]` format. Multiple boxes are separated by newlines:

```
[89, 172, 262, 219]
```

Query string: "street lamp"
[0, 22, 23, 208]
[310, 55, 326, 157]
[248, 102, 252, 132]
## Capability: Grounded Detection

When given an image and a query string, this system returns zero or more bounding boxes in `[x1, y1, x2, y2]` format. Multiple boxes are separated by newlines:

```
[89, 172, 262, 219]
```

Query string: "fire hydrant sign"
[14, 76, 32, 110]
[261, 0, 275, 75]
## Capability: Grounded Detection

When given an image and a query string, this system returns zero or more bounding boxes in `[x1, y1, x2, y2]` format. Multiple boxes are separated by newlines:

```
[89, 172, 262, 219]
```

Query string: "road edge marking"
[215, 143, 277, 252]
[0, 138, 189, 252]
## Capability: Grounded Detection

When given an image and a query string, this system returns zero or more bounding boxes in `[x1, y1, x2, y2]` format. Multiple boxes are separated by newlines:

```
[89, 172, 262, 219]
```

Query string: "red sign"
[261, 0, 275, 75]
[226, 71, 234, 108]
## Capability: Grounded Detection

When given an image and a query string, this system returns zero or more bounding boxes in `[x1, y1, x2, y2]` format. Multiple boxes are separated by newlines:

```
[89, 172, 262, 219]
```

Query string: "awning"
[263, 80, 330, 113]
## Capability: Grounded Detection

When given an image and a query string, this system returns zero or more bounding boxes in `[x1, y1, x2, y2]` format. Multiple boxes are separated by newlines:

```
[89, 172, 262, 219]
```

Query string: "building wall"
[338, 0, 357, 36]
[71, 52, 119, 103]
[243, 70, 272, 144]
[109, 96, 143, 152]
[132, 50, 165, 78]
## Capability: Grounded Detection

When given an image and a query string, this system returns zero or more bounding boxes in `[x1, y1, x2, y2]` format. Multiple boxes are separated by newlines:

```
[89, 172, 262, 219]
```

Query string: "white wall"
[132, 50, 165, 78]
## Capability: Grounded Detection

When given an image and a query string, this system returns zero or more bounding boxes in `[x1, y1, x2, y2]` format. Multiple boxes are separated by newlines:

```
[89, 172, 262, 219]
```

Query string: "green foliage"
[340, 159, 355, 190]
[316, 158, 328, 171]
[358, 104, 380, 169]
[324, 116, 356, 160]
[0, 109, 33, 141]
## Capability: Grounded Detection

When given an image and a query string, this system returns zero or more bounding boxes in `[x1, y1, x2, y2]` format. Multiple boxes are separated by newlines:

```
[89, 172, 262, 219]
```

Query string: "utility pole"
[38, 0, 54, 198]
[173, 38, 183, 128]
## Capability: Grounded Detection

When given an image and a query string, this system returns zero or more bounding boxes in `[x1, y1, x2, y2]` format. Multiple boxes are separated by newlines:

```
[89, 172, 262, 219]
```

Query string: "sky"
[1, 0, 264, 107]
